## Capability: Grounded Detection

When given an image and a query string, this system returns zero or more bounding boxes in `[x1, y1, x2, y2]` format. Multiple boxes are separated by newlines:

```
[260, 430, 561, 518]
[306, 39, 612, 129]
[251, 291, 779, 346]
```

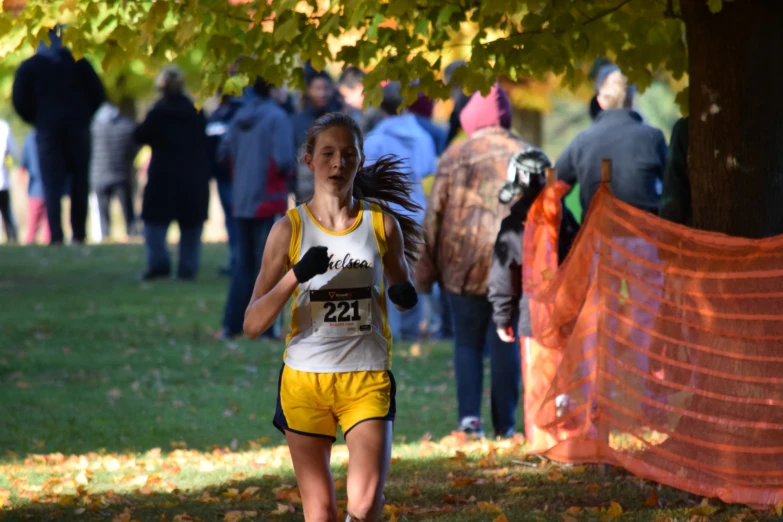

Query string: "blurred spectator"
[408, 92, 447, 156]
[338, 66, 365, 123]
[206, 93, 244, 276]
[90, 98, 140, 241]
[659, 116, 690, 226]
[0, 118, 19, 243]
[488, 150, 580, 344]
[217, 77, 294, 340]
[364, 81, 437, 341]
[417, 84, 529, 439]
[20, 130, 50, 244]
[133, 66, 211, 281]
[12, 26, 105, 245]
[556, 68, 666, 218]
[443, 60, 472, 146]
[291, 71, 336, 200]
[270, 84, 296, 115]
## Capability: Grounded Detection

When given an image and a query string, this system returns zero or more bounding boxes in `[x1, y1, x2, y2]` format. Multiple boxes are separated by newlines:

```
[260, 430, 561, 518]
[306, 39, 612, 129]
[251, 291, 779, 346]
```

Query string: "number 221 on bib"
[309, 287, 373, 337]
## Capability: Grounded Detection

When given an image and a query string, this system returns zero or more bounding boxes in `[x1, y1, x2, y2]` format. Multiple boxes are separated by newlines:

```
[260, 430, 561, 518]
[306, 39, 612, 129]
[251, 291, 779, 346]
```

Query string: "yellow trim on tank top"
[369, 203, 393, 367]
[303, 202, 364, 236]
[285, 208, 303, 349]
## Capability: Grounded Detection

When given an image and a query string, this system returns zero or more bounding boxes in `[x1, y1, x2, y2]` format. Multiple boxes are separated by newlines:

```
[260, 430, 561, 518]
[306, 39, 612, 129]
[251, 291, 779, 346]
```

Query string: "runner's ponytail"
[302, 113, 423, 264]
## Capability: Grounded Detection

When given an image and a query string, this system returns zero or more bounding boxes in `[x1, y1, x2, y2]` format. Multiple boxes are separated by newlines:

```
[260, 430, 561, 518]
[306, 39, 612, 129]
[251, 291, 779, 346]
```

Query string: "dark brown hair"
[302, 112, 423, 263]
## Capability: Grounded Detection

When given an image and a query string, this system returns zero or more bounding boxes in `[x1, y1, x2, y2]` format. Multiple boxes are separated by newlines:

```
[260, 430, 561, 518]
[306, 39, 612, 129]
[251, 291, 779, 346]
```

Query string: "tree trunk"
[682, 0, 783, 238]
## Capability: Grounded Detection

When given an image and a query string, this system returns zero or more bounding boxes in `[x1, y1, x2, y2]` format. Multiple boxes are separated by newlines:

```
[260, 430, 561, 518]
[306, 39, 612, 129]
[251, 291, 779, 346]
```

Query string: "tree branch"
[580, 0, 635, 26]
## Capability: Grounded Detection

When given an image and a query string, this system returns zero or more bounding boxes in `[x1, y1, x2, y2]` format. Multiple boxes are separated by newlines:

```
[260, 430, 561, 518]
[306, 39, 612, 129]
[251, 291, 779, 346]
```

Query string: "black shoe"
[139, 268, 171, 281]
[495, 427, 516, 440]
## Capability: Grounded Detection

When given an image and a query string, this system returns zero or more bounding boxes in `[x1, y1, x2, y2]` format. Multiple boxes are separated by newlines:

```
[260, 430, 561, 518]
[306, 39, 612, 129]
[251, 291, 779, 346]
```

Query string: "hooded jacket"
[219, 97, 294, 219]
[364, 114, 437, 222]
[134, 94, 211, 227]
[206, 98, 243, 184]
[12, 41, 105, 132]
[90, 103, 138, 188]
[417, 85, 535, 296]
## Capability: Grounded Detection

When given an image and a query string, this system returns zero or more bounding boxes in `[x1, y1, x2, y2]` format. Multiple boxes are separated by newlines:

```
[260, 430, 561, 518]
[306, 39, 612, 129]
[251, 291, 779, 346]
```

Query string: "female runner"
[243, 112, 421, 522]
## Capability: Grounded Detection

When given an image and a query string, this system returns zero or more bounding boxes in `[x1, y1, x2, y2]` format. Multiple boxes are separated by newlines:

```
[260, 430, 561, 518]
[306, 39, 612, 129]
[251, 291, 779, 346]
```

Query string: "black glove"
[293, 246, 330, 283]
[388, 280, 418, 310]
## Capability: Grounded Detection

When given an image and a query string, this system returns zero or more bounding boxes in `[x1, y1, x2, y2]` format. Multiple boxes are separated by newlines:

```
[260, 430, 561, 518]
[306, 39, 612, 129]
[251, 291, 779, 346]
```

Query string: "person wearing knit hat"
[417, 82, 533, 440]
[408, 93, 447, 155]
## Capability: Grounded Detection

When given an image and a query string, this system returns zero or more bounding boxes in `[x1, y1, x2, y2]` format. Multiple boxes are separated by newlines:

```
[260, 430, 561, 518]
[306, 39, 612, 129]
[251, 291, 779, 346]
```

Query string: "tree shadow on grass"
[1, 447, 733, 522]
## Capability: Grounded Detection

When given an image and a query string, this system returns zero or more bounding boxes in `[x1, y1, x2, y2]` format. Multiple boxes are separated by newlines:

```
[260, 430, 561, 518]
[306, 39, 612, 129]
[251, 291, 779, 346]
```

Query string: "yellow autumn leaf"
[383, 505, 400, 516]
[547, 470, 566, 481]
[493, 515, 509, 522]
[509, 486, 529, 494]
[563, 516, 579, 522]
[602, 501, 623, 520]
[222, 488, 239, 499]
[565, 506, 581, 515]
[688, 498, 719, 517]
[389, 514, 398, 522]
[477, 501, 503, 514]
[240, 486, 260, 500]
[112, 508, 132, 522]
[271, 503, 291, 515]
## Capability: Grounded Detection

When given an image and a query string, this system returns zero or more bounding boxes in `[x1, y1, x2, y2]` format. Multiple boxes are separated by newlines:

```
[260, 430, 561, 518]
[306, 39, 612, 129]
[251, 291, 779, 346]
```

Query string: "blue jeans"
[216, 179, 238, 271]
[144, 222, 204, 278]
[222, 217, 280, 338]
[448, 292, 520, 434]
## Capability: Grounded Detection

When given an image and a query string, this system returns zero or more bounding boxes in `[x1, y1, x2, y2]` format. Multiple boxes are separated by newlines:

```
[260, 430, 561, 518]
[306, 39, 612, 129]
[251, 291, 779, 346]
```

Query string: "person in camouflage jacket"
[415, 84, 534, 439]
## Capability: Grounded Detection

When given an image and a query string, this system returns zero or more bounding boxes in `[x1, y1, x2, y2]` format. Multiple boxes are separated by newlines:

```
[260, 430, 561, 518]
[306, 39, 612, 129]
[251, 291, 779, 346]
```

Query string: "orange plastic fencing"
[521, 184, 783, 508]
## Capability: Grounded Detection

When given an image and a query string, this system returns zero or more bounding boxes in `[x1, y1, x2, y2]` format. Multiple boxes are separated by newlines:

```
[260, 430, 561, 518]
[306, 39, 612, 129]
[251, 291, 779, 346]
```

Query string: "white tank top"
[284, 200, 392, 372]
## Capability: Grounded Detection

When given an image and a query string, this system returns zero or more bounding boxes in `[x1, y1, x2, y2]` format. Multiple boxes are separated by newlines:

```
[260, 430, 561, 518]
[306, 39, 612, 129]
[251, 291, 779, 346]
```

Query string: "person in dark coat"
[133, 66, 211, 281]
[556, 68, 667, 219]
[488, 150, 580, 343]
[12, 26, 105, 245]
[659, 116, 690, 226]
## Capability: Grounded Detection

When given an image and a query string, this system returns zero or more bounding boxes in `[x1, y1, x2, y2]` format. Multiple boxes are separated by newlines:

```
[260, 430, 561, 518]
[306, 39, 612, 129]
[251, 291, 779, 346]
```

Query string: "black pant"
[0, 190, 17, 243]
[95, 181, 136, 238]
[36, 129, 91, 244]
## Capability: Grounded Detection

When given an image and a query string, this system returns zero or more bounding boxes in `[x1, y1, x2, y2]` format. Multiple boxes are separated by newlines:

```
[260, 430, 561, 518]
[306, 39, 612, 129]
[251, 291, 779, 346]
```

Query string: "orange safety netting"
[521, 184, 783, 508]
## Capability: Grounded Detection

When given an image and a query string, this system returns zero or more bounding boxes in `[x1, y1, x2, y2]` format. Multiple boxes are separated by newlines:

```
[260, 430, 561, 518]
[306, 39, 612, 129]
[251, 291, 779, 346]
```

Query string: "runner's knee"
[347, 493, 383, 522]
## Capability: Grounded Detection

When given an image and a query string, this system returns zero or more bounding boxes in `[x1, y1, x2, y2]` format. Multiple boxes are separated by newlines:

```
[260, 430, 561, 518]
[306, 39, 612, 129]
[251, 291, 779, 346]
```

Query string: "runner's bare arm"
[244, 216, 299, 338]
[382, 213, 415, 311]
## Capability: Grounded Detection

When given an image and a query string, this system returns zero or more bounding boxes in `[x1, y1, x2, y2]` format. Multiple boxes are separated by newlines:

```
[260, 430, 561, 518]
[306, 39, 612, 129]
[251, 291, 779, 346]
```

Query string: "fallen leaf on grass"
[271, 503, 294, 515]
[602, 501, 623, 520]
[644, 490, 660, 508]
[477, 501, 503, 514]
[224, 512, 258, 522]
[74, 508, 86, 515]
[571, 465, 587, 473]
[404, 485, 420, 497]
[565, 507, 581, 515]
[222, 488, 239, 499]
[383, 505, 400, 517]
[688, 498, 719, 517]
[493, 515, 509, 522]
[239, 486, 259, 500]
[448, 477, 479, 488]
[172, 515, 194, 522]
[586, 483, 602, 493]
[107, 388, 122, 399]
[451, 451, 468, 462]
[547, 470, 566, 481]
[509, 487, 529, 494]
[563, 516, 579, 522]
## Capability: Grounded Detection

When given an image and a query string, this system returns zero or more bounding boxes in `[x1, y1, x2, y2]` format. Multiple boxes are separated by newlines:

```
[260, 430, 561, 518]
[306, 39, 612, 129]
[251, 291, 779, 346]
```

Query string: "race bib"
[310, 287, 373, 337]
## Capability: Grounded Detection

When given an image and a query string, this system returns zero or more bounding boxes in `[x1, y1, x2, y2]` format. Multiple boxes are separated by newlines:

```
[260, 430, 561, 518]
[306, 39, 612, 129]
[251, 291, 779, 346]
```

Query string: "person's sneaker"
[459, 418, 485, 439]
[495, 427, 516, 440]
[139, 268, 171, 281]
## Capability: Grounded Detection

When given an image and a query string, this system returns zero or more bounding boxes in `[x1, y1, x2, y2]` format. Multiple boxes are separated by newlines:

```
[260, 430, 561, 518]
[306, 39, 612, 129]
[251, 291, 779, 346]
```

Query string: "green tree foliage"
[0, 0, 689, 108]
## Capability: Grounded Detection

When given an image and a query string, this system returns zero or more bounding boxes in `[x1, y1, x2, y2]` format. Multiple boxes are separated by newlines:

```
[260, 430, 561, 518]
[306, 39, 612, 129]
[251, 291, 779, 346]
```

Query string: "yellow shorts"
[273, 365, 396, 441]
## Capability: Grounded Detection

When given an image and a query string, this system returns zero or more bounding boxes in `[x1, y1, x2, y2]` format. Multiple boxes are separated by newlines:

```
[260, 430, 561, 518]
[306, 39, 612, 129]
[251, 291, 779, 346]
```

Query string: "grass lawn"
[0, 244, 760, 521]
